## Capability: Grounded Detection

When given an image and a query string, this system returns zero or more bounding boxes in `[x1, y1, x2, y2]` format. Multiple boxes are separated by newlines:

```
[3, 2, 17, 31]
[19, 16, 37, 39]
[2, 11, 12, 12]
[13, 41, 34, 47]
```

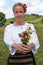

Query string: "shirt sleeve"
[29, 24, 40, 54]
[4, 26, 16, 55]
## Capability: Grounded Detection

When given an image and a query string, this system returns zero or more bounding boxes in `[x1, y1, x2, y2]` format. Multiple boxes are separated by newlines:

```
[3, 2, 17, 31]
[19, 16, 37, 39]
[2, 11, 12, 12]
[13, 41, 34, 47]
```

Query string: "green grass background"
[0, 14, 43, 65]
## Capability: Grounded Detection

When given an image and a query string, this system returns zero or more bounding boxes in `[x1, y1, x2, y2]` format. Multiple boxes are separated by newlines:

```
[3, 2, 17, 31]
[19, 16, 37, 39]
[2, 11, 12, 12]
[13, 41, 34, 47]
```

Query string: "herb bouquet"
[19, 26, 34, 45]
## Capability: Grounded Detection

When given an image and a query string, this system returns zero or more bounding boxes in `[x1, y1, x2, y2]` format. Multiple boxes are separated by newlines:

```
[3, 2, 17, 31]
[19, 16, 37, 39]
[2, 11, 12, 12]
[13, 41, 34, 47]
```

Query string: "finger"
[21, 44, 28, 48]
[17, 44, 29, 53]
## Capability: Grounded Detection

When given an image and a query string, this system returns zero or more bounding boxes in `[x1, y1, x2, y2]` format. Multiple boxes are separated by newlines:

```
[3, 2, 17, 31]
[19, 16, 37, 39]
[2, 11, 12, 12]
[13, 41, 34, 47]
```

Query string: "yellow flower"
[21, 33, 24, 37]
[31, 30, 35, 32]
[29, 36, 33, 40]
[26, 30, 30, 34]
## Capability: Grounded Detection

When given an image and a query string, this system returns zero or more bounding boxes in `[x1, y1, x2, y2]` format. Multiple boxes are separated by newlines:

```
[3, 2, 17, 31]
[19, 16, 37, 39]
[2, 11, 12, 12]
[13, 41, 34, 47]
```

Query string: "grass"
[34, 24, 43, 65]
[0, 26, 9, 65]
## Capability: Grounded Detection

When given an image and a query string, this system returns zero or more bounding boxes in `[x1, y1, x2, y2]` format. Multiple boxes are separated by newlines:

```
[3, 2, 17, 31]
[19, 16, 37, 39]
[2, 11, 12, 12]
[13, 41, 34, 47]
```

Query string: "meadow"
[0, 14, 43, 65]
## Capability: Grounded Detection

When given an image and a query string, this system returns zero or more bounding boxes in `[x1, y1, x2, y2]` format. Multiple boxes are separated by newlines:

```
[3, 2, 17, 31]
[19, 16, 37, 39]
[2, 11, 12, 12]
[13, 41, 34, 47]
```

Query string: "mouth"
[17, 17, 22, 19]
